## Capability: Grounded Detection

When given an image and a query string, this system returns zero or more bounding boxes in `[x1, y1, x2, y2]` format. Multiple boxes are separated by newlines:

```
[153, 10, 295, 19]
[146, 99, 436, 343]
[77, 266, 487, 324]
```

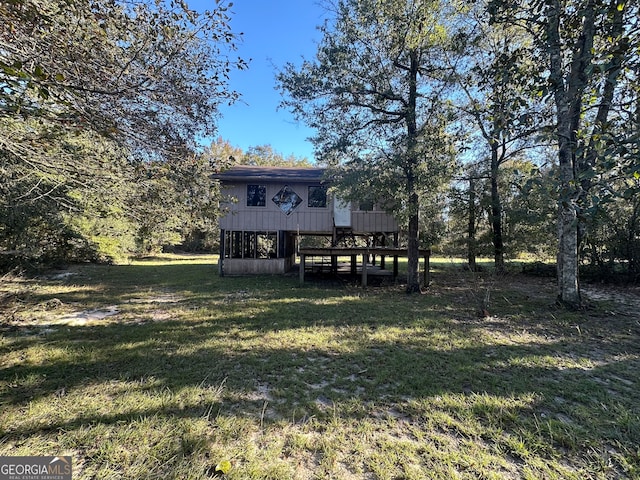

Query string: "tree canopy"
[0, 0, 246, 267]
[278, 0, 459, 292]
[487, 0, 639, 305]
[1, 0, 246, 161]
[2, 0, 639, 300]
[279, 0, 639, 298]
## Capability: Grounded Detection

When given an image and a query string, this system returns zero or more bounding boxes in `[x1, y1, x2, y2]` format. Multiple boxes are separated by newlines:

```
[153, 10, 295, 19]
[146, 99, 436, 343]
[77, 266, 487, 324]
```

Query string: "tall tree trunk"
[576, 0, 627, 252]
[628, 200, 640, 275]
[406, 190, 421, 292]
[546, 0, 605, 307]
[490, 141, 505, 273]
[405, 49, 421, 293]
[468, 176, 477, 271]
[556, 164, 580, 306]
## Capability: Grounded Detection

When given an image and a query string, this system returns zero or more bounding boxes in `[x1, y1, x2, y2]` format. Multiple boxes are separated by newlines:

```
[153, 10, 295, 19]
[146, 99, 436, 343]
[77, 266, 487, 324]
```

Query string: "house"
[213, 165, 400, 275]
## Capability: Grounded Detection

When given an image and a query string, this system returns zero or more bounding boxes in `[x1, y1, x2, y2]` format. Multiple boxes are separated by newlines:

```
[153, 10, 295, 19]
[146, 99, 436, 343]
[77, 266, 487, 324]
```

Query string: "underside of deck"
[298, 247, 431, 287]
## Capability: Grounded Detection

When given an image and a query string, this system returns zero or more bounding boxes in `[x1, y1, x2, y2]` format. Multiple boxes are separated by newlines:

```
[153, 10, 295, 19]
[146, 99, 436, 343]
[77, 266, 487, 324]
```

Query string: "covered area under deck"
[298, 247, 431, 287]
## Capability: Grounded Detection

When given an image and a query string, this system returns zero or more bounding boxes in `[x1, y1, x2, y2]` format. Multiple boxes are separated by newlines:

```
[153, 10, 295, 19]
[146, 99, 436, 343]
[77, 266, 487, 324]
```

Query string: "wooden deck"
[298, 247, 430, 287]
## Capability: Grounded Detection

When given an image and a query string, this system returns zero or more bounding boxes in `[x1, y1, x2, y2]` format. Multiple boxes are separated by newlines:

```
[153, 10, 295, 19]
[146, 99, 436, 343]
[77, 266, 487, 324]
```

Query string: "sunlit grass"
[126, 253, 221, 265]
[1, 255, 638, 479]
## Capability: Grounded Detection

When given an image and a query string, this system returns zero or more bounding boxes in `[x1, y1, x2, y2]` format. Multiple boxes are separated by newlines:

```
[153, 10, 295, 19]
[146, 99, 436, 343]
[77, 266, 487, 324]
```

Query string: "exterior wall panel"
[220, 181, 335, 233]
[218, 175, 398, 234]
[352, 211, 398, 233]
[220, 256, 295, 275]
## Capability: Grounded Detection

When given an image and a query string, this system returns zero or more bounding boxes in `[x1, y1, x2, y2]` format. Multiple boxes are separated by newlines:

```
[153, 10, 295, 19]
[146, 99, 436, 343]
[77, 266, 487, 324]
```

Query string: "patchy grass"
[1, 254, 639, 479]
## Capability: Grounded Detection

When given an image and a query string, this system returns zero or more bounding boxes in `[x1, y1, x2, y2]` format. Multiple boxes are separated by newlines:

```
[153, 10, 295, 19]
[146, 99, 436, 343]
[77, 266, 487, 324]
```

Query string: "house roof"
[212, 165, 327, 183]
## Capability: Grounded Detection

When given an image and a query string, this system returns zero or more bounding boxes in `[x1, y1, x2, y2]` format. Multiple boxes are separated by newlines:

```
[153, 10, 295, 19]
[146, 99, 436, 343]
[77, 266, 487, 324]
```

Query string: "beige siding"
[352, 211, 398, 233]
[220, 181, 331, 233]
[220, 257, 294, 275]
[219, 181, 398, 234]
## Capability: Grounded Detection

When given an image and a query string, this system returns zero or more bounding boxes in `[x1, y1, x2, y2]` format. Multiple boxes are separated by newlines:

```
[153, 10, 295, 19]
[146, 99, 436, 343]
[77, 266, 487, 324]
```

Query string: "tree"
[449, 2, 553, 273]
[129, 160, 185, 254]
[488, 0, 638, 306]
[0, 124, 135, 266]
[242, 144, 313, 167]
[1, 0, 245, 162]
[444, 158, 557, 264]
[445, 168, 483, 269]
[500, 159, 558, 259]
[0, 0, 246, 266]
[278, 0, 457, 292]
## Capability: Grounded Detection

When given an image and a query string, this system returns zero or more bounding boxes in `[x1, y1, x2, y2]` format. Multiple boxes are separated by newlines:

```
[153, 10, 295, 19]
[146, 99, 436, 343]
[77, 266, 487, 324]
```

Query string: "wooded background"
[1, 0, 638, 302]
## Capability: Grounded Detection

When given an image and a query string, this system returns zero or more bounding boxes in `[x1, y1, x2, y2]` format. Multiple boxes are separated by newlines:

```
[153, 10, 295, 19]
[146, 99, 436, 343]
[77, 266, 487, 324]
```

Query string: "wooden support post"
[423, 252, 430, 287]
[393, 232, 399, 280]
[351, 254, 357, 275]
[219, 229, 225, 277]
[361, 252, 368, 287]
[299, 254, 306, 285]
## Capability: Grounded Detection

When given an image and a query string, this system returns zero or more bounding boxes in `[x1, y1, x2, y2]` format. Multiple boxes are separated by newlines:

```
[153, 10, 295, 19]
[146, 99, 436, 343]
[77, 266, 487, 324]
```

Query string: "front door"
[333, 196, 351, 227]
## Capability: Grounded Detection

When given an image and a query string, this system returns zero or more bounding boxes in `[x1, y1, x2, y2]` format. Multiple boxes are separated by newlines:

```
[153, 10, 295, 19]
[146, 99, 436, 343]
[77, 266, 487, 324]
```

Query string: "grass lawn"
[1, 254, 639, 479]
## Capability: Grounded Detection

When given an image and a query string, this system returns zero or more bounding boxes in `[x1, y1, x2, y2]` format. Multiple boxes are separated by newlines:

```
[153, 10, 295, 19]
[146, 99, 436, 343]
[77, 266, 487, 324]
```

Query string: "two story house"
[213, 165, 400, 275]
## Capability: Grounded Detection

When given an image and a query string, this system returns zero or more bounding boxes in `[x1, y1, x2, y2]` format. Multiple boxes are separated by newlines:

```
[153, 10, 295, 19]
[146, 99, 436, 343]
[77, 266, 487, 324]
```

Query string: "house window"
[308, 185, 327, 208]
[272, 185, 302, 215]
[229, 231, 242, 258]
[359, 200, 374, 211]
[244, 232, 256, 258]
[224, 230, 277, 258]
[257, 232, 277, 258]
[247, 184, 266, 206]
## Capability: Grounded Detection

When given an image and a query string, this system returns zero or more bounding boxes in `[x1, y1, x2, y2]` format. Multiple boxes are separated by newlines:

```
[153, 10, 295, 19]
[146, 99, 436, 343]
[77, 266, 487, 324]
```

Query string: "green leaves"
[0, 60, 26, 78]
[0, 0, 248, 265]
[1, 0, 246, 162]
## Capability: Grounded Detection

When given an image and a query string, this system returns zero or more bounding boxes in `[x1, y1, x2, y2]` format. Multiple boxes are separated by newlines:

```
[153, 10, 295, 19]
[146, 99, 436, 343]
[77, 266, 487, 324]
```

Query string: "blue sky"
[194, 1, 327, 161]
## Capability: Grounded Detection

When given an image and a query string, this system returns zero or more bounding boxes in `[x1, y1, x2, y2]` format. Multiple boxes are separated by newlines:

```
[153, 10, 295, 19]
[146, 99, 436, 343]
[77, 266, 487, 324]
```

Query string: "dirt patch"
[582, 284, 640, 317]
[51, 306, 120, 326]
[127, 293, 183, 304]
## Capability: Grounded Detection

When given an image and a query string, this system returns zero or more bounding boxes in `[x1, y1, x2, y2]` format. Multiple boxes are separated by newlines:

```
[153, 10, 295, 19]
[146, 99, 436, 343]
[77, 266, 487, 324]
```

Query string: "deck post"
[361, 252, 368, 287]
[219, 229, 225, 277]
[298, 247, 416, 286]
[423, 251, 430, 287]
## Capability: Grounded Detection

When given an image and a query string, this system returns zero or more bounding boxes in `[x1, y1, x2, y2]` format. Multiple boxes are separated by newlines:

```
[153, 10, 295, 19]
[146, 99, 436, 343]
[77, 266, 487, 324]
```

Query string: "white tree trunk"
[557, 190, 581, 305]
[547, 0, 584, 307]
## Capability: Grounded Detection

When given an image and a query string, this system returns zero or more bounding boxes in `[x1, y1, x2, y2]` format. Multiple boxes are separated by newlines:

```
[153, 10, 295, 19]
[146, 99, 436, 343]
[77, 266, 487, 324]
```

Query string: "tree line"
[2, 0, 639, 307]
[278, 0, 639, 304]
[0, 0, 311, 269]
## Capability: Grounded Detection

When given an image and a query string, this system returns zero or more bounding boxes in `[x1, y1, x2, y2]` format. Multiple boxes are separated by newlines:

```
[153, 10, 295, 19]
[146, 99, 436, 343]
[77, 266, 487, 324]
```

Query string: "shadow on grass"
[3, 312, 638, 438]
[1, 261, 639, 475]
